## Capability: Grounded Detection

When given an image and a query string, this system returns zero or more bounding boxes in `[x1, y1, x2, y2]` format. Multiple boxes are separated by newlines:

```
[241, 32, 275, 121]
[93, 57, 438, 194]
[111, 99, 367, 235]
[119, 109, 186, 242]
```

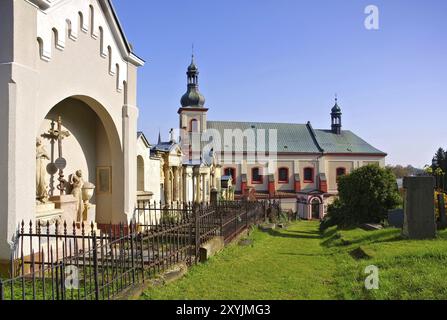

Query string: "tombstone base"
[36, 202, 63, 225]
[50, 195, 78, 224]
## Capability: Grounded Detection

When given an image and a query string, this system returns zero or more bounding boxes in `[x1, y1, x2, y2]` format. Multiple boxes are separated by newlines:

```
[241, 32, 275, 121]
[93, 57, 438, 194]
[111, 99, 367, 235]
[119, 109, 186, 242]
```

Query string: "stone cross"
[41, 116, 70, 195]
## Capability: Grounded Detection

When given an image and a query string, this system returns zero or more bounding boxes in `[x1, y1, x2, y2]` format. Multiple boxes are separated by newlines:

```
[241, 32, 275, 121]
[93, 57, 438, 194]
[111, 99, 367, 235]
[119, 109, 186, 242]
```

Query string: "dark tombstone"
[210, 188, 218, 207]
[437, 193, 447, 229]
[388, 209, 404, 228]
[402, 176, 437, 239]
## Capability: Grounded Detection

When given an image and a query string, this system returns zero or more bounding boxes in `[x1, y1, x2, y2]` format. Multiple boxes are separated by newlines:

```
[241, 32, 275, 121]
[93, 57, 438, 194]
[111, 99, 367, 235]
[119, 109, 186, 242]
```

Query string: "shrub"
[320, 165, 401, 230]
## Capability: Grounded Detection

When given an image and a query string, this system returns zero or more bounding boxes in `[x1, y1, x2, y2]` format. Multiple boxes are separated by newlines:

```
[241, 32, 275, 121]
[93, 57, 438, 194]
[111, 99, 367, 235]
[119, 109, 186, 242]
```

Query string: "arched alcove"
[38, 96, 122, 224]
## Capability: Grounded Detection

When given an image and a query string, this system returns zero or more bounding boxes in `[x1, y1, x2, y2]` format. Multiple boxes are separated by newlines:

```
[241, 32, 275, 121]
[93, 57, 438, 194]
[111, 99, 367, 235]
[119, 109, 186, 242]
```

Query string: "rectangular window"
[278, 167, 289, 184]
[251, 167, 263, 184]
[224, 167, 236, 183]
[336, 167, 347, 182]
[303, 167, 314, 183]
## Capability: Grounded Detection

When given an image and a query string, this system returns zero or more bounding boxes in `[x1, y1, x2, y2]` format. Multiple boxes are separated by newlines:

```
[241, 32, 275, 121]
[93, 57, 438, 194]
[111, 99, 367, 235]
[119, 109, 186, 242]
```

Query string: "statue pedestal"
[36, 202, 63, 225]
[50, 195, 78, 224]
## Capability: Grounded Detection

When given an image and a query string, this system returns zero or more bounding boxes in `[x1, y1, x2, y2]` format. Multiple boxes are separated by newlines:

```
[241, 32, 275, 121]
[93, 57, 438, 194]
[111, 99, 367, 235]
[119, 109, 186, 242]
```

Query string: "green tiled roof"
[205, 120, 386, 155]
[206, 121, 320, 153]
[313, 129, 386, 154]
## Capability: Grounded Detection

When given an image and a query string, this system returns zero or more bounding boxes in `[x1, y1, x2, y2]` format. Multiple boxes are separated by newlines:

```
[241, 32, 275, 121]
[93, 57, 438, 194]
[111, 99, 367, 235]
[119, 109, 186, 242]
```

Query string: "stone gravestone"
[402, 176, 436, 239]
[437, 193, 447, 229]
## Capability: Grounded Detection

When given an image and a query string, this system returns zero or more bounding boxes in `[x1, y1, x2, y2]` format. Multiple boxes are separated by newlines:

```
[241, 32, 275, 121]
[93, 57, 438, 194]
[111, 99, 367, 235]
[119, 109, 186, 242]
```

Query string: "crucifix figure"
[41, 116, 71, 196]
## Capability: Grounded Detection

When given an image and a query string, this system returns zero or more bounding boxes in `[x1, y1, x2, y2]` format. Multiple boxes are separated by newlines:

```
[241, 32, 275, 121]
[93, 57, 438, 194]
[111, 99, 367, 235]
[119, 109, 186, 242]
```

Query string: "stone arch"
[309, 196, 323, 220]
[38, 95, 124, 225]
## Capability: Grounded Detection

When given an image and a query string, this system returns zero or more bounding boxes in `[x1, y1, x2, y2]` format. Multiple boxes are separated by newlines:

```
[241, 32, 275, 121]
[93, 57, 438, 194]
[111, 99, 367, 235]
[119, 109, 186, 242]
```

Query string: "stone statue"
[71, 170, 84, 221]
[36, 137, 50, 203]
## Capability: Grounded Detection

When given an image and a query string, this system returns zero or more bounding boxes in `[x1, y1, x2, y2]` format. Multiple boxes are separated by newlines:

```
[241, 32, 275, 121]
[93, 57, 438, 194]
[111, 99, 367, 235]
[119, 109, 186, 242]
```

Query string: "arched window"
[251, 167, 263, 184]
[224, 167, 236, 183]
[303, 167, 314, 183]
[89, 5, 95, 37]
[278, 167, 289, 184]
[336, 167, 347, 182]
[137, 155, 145, 191]
[190, 119, 199, 133]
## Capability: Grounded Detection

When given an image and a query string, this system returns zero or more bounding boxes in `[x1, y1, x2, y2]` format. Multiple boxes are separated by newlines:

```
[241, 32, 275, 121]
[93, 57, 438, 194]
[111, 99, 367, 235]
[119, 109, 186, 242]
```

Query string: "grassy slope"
[142, 221, 447, 300]
[142, 221, 336, 300]
[325, 226, 447, 300]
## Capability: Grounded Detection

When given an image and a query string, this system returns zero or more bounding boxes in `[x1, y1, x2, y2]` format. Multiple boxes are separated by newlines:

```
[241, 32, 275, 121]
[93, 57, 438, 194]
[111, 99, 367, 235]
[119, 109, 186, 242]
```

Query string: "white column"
[122, 104, 138, 222]
[0, 1, 38, 261]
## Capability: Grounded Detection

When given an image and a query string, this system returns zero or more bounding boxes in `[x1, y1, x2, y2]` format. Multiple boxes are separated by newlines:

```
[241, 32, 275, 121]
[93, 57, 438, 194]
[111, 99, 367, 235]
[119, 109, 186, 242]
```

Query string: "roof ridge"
[207, 120, 308, 126]
[306, 122, 324, 153]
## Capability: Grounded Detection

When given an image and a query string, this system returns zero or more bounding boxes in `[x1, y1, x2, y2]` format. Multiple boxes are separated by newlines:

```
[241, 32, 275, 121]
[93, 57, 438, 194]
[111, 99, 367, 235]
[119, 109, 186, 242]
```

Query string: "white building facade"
[0, 0, 144, 264]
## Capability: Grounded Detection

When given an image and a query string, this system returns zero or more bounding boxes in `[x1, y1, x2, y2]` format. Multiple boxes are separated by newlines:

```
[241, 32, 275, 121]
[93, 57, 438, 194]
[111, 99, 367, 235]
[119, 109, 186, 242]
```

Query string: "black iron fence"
[0, 200, 281, 301]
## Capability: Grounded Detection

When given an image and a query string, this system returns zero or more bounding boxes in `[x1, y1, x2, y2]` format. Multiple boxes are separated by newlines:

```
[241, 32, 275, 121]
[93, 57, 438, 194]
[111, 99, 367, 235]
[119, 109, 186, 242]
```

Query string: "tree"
[386, 164, 424, 178]
[320, 165, 401, 230]
[428, 148, 447, 191]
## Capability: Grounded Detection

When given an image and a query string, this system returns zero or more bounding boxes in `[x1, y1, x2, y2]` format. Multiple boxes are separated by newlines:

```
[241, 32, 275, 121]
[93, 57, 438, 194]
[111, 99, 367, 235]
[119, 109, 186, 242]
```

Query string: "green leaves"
[321, 165, 401, 230]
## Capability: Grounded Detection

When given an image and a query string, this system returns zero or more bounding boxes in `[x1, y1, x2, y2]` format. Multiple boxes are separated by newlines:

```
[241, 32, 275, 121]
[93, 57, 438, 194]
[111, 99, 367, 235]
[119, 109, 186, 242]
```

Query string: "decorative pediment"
[33, 0, 144, 91]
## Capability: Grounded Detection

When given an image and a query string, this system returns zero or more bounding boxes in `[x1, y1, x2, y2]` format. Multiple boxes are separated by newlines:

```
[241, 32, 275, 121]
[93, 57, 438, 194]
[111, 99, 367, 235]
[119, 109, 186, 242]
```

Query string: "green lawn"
[141, 221, 447, 300]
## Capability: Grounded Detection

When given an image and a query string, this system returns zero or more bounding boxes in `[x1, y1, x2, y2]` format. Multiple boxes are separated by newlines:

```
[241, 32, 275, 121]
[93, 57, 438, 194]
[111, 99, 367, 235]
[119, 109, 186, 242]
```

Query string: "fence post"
[92, 230, 100, 300]
[140, 233, 145, 283]
[219, 203, 223, 237]
[60, 263, 65, 301]
[246, 201, 249, 230]
[194, 204, 200, 264]
[130, 222, 136, 284]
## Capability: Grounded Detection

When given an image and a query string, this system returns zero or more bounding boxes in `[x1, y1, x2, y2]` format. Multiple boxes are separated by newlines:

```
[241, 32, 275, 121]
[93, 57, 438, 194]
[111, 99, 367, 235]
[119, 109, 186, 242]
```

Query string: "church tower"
[331, 96, 342, 134]
[178, 54, 208, 162]
[178, 54, 208, 134]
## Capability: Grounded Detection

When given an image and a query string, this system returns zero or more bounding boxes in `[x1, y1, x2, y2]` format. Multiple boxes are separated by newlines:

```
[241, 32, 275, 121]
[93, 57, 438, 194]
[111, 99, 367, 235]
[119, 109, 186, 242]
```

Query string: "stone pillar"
[241, 174, 248, 196]
[402, 176, 436, 239]
[294, 174, 301, 192]
[173, 166, 179, 202]
[268, 174, 276, 198]
[178, 167, 183, 203]
[123, 103, 139, 221]
[201, 174, 206, 203]
[318, 173, 328, 193]
[210, 188, 218, 207]
[193, 167, 201, 203]
[0, 1, 38, 263]
[164, 165, 172, 205]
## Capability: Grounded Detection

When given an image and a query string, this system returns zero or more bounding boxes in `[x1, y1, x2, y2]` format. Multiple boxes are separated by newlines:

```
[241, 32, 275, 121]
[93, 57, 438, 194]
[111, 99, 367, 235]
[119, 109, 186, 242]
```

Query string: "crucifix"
[41, 116, 71, 196]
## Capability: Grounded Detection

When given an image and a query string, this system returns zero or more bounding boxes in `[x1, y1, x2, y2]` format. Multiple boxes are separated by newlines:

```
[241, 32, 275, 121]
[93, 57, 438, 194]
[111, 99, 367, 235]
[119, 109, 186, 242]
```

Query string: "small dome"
[181, 88, 206, 108]
[331, 102, 341, 114]
[188, 61, 198, 72]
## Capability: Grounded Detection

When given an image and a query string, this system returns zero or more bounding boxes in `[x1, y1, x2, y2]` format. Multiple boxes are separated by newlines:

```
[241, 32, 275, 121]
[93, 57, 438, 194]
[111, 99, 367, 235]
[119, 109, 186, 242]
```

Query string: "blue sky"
[113, 0, 447, 168]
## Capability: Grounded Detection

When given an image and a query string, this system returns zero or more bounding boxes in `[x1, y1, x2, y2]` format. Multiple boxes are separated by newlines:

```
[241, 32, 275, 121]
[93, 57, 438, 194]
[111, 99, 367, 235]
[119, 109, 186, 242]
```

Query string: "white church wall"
[146, 158, 161, 203]
[0, 0, 143, 261]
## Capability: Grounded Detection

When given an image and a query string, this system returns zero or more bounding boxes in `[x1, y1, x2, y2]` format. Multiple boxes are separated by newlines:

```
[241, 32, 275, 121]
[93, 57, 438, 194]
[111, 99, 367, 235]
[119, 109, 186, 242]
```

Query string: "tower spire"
[331, 95, 342, 134]
[180, 52, 206, 108]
